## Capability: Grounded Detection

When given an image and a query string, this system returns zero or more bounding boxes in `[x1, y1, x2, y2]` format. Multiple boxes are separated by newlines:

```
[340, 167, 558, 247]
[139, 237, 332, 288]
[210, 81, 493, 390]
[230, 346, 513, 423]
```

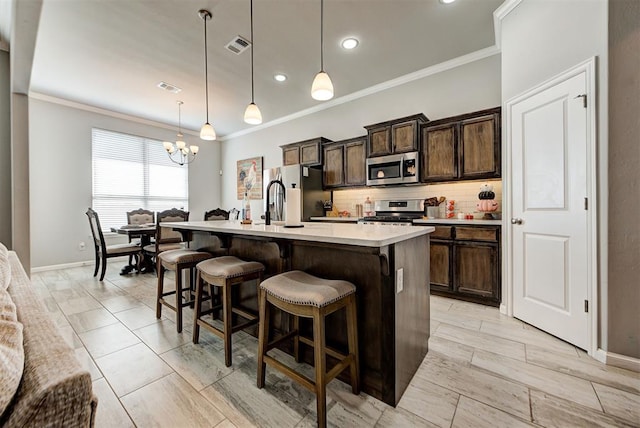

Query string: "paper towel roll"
[285, 186, 301, 226]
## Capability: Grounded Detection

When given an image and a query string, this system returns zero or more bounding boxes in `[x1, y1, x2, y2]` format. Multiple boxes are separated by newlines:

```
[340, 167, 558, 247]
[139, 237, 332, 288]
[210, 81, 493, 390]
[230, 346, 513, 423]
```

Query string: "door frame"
[502, 57, 599, 356]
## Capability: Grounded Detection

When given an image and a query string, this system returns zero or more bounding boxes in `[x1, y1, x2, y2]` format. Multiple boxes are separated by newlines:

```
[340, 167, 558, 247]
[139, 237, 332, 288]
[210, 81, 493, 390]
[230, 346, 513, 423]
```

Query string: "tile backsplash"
[331, 180, 502, 218]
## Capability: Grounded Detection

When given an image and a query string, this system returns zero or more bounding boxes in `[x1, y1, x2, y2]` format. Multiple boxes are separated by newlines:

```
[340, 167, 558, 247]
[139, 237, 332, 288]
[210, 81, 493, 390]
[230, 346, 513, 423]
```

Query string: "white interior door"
[510, 70, 590, 350]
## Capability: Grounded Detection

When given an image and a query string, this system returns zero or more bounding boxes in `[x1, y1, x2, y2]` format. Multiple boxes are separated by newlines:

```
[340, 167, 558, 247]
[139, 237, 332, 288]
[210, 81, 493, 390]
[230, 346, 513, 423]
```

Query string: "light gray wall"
[0, 50, 10, 247]
[608, 0, 639, 359]
[28, 99, 221, 268]
[500, 0, 609, 319]
[220, 54, 502, 213]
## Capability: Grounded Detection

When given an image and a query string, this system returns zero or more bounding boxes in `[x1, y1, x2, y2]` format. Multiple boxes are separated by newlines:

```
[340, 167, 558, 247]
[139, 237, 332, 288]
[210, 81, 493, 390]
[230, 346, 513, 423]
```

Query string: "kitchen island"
[162, 220, 433, 406]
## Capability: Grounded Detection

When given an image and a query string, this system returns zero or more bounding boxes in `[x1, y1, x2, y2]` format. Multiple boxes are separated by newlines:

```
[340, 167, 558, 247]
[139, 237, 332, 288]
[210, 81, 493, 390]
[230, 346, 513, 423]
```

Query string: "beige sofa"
[0, 244, 97, 427]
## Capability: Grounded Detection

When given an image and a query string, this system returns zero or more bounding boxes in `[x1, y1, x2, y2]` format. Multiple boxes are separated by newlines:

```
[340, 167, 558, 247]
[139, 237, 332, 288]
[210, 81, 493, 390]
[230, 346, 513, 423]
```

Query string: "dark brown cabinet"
[364, 114, 427, 158]
[281, 137, 330, 167]
[421, 107, 501, 183]
[427, 224, 501, 306]
[322, 136, 366, 189]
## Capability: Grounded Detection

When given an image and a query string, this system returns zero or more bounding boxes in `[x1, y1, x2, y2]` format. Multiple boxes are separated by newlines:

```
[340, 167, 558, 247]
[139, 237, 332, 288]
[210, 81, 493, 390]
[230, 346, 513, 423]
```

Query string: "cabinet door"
[421, 123, 457, 182]
[367, 126, 392, 157]
[344, 139, 366, 186]
[300, 141, 321, 166]
[323, 144, 344, 188]
[459, 113, 501, 179]
[430, 240, 452, 292]
[392, 120, 418, 153]
[283, 146, 300, 166]
[454, 242, 499, 303]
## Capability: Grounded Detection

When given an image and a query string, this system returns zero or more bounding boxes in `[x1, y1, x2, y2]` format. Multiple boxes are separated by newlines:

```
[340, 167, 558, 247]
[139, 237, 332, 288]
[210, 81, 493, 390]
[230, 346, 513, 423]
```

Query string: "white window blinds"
[92, 128, 189, 231]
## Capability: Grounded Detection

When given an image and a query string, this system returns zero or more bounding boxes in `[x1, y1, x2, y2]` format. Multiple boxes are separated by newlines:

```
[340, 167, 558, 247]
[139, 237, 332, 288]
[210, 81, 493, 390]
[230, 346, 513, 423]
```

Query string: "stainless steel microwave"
[365, 151, 419, 186]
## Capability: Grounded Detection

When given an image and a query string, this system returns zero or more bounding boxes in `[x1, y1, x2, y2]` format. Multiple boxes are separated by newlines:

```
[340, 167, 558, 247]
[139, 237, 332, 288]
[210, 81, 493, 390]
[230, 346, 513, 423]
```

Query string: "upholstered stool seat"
[193, 256, 265, 367]
[156, 249, 213, 332]
[257, 270, 360, 428]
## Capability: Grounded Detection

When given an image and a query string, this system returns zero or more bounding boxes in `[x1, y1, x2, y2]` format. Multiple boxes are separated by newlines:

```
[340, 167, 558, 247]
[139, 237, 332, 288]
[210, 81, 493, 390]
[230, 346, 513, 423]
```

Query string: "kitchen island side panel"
[392, 233, 430, 404]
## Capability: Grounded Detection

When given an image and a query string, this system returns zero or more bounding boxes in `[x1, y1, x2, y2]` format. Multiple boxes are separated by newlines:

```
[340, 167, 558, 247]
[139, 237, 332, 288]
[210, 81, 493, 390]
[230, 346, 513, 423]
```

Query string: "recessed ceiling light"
[341, 38, 359, 50]
[440, 0, 456, 3]
[274, 74, 287, 82]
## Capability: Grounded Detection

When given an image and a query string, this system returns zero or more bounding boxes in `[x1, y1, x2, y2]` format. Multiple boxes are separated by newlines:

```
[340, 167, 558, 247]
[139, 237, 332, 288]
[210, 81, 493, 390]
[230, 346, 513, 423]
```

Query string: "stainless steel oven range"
[358, 199, 424, 226]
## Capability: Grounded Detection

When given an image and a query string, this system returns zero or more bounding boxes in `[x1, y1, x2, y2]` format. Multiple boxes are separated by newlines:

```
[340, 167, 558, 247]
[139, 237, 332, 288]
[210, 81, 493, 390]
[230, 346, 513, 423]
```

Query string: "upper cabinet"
[281, 137, 331, 166]
[421, 107, 501, 183]
[364, 114, 428, 158]
[322, 136, 367, 189]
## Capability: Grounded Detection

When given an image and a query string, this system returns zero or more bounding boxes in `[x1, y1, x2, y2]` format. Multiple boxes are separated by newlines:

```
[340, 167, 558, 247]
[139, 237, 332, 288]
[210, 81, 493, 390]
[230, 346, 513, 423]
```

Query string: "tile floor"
[30, 262, 639, 427]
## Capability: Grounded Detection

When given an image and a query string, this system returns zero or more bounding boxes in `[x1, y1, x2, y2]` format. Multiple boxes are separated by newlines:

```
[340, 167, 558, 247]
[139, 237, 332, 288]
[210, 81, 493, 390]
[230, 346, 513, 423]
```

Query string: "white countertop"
[310, 216, 502, 226]
[413, 218, 502, 226]
[309, 216, 359, 222]
[161, 220, 434, 248]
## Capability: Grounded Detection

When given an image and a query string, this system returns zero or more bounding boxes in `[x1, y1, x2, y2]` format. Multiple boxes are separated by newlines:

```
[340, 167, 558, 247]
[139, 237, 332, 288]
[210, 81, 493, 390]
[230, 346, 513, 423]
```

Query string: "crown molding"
[222, 45, 501, 142]
[27, 91, 201, 137]
[493, 0, 524, 48]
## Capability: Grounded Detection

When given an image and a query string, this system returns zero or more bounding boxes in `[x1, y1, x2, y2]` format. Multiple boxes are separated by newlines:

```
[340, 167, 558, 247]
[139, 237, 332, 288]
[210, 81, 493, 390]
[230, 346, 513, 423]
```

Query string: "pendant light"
[198, 9, 216, 140]
[163, 101, 199, 166]
[311, 0, 334, 101]
[244, 0, 262, 125]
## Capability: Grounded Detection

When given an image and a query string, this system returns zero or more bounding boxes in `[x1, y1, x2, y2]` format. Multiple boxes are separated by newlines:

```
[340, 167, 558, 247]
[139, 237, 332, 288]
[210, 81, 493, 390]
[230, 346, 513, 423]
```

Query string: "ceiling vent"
[157, 81, 182, 94]
[225, 35, 251, 55]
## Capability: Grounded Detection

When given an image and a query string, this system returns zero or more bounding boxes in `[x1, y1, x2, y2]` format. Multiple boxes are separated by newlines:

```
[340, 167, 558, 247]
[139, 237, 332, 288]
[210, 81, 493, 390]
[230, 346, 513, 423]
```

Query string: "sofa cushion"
[0, 287, 24, 418]
[0, 243, 9, 290]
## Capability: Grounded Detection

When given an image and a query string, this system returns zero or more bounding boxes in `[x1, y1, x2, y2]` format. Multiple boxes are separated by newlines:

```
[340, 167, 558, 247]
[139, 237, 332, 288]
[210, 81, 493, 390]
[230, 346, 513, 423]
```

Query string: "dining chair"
[86, 207, 143, 281]
[126, 208, 155, 265]
[143, 208, 190, 266]
[204, 208, 229, 221]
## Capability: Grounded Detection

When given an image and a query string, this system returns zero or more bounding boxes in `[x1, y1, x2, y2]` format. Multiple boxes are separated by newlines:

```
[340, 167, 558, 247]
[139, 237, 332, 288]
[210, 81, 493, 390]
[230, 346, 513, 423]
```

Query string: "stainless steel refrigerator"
[262, 165, 328, 222]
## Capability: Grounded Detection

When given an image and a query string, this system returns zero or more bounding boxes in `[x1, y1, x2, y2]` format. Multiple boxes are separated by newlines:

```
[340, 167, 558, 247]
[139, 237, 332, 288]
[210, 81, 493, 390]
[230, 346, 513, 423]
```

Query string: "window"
[92, 128, 189, 232]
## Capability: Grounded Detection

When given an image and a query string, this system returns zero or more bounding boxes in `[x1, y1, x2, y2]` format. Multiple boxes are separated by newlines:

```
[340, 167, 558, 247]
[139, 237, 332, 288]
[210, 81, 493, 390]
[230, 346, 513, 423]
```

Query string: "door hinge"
[584, 300, 589, 312]
[575, 94, 587, 108]
[584, 197, 588, 210]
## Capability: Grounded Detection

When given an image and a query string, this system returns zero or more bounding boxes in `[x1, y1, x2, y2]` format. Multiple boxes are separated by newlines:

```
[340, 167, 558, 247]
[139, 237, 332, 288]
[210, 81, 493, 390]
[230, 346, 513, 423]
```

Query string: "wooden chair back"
[85, 207, 106, 255]
[204, 208, 229, 221]
[156, 208, 189, 244]
[127, 208, 154, 225]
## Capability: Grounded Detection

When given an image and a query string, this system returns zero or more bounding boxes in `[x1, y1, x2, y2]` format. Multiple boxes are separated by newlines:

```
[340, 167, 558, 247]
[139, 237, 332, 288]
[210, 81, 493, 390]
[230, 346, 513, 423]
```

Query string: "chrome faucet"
[265, 179, 286, 225]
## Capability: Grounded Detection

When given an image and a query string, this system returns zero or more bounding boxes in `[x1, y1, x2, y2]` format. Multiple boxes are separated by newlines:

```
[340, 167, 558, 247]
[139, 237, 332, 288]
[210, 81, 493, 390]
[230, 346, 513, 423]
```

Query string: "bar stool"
[156, 249, 213, 333]
[193, 256, 265, 367]
[257, 270, 360, 428]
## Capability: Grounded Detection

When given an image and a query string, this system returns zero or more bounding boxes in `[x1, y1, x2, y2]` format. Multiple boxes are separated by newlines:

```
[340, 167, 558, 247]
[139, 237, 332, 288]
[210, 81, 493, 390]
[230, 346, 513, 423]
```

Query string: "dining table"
[110, 223, 157, 274]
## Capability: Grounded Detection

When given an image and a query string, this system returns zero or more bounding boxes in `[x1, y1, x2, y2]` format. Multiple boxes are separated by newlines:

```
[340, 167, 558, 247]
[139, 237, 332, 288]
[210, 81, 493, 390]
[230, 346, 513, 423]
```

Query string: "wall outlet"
[78, 241, 86, 251]
[396, 268, 404, 294]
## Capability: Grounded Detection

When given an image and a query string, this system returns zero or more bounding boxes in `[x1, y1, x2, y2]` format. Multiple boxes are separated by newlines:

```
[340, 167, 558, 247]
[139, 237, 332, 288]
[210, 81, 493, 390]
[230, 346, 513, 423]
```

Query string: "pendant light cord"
[320, 0, 324, 72]
[203, 14, 210, 123]
[250, 0, 255, 103]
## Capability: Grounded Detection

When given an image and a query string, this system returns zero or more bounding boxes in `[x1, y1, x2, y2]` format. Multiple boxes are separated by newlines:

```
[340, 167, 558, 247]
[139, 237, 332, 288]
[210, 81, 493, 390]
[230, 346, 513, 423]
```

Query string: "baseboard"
[499, 303, 507, 315]
[604, 351, 640, 373]
[30, 256, 129, 274]
[594, 348, 607, 364]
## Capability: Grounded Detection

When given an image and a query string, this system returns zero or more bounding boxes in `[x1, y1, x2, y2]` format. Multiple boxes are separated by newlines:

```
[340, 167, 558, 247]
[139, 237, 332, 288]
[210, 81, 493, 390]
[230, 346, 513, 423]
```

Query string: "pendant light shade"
[244, 0, 262, 125]
[199, 9, 217, 140]
[311, 71, 334, 101]
[200, 122, 216, 140]
[244, 102, 262, 125]
[311, 0, 333, 101]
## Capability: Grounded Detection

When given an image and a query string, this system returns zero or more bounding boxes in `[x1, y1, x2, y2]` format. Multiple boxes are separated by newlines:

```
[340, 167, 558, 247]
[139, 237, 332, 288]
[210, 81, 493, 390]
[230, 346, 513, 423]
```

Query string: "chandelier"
[163, 101, 199, 166]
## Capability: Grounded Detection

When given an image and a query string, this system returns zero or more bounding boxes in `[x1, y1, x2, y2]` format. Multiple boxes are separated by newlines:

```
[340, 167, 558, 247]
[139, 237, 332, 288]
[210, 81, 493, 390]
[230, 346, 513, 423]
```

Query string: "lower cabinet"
[428, 224, 501, 306]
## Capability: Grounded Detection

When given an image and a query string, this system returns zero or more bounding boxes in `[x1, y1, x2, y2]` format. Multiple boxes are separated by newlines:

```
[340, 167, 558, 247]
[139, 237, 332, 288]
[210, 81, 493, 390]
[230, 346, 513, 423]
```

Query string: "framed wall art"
[237, 156, 263, 200]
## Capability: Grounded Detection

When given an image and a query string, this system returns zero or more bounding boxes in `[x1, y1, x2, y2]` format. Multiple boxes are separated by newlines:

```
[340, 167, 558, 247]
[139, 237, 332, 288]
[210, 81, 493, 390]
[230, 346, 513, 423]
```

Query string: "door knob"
[511, 218, 523, 225]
